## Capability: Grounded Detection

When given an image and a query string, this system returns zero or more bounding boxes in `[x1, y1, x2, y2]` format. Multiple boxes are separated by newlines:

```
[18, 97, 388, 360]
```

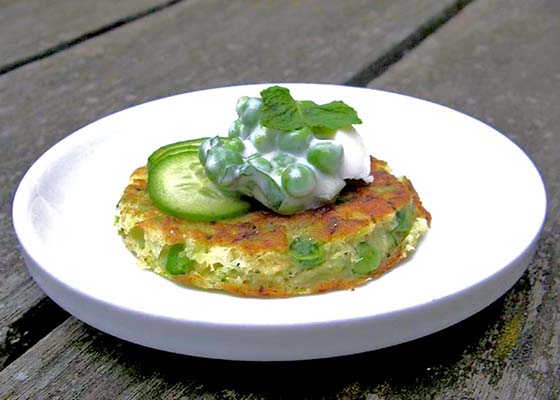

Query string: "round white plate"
[13, 84, 546, 361]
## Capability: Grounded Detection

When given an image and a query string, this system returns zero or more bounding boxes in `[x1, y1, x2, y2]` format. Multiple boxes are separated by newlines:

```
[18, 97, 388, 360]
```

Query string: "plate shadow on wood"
[76, 244, 553, 399]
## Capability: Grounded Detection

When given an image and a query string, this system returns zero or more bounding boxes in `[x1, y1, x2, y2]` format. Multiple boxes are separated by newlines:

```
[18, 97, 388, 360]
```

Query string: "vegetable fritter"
[116, 157, 430, 297]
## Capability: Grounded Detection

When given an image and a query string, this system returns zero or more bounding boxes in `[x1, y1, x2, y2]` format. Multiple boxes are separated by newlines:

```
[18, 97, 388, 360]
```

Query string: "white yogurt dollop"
[201, 94, 372, 215]
[331, 126, 372, 183]
[237, 122, 372, 214]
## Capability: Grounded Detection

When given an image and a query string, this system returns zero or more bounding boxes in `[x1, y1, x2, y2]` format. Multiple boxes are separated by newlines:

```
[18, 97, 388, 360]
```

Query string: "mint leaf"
[260, 86, 362, 132]
[260, 86, 306, 131]
[298, 100, 362, 130]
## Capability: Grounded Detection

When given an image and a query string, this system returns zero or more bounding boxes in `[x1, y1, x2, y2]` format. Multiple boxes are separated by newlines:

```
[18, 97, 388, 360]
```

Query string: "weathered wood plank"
[0, 235, 556, 400]
[366, 0, 560, 398]
[0, 292, 526, 400]
[370, 1, 559, 216]
[1, 0, 187, 361]
[1, 0, 558, 398]
[0, 0, 182, 72]
[7, 2, 560, 399]
[0, 0, 464, 370]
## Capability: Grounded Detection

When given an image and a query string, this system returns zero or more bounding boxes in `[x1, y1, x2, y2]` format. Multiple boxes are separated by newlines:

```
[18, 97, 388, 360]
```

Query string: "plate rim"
[12, 83, 548, 360]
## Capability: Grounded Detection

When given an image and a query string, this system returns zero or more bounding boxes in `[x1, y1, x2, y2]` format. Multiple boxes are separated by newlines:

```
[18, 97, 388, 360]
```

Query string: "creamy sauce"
[238, 123, 372, 213]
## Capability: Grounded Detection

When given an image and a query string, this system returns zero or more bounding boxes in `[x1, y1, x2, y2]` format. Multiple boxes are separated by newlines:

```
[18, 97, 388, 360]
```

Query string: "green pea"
[391, 207, 412, 241]
[248, 155, 273, 173]
[225, 137, 245, 153]
[252, 127, 277, 153]
[237, 97, 262, 126]
[236, 96, 250, 116]
[197, 136, 218, 165]
[165, 243, 194, 275]
[277, 200, 304, 215]
[307, 141, 343, 175]
[312, 127, 337, 139]
[289, 237, 325, 268]
[129, 226, 145, 250]
[204, 146, 244, 183]
[228, 120, 243, 138]
[271, 153, 296, 170]
[278, 127, 313, 154]
[239, 166, 284, 210]
[353, 241, 381, 275]
[230, 120, 252, 140]
[281, 163, 316, 198]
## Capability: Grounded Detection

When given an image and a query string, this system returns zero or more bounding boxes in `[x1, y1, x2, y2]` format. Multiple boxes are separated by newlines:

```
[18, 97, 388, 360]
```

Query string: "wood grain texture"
[0, 0, 462, 370]
[1, 0, 558, 399]
[368, 0, 560, 398]
[0, 246, 557, 400]
[0, 0, 181, 72]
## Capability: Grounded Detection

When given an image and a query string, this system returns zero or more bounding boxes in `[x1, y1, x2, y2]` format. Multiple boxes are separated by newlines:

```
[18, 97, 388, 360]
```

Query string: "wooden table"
[1, 1, 558, 398]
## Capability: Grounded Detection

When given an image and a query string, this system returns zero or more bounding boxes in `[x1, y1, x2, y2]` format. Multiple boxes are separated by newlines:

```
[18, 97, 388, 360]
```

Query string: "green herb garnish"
[260, 86, 362, 133]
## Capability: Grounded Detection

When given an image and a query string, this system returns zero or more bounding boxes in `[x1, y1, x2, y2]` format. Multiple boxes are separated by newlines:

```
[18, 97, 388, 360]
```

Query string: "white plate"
[13, 84, 546, 361]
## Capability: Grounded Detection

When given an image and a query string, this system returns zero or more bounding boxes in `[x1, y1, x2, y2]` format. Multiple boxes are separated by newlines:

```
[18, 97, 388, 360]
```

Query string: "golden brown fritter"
[116, 157, 430, 297]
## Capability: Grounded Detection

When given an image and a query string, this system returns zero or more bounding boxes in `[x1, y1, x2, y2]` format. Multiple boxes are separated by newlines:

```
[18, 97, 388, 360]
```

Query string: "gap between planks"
[0, 0, 187, 75]
[345, 0, 475, 86]
[0, 0, 477, 374]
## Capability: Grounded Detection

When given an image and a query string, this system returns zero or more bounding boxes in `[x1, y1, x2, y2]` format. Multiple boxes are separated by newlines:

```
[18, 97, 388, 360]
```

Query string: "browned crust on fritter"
[118, 157, 431, 297]
[120, 158, 429, 253]
[205, 176, 430, 297]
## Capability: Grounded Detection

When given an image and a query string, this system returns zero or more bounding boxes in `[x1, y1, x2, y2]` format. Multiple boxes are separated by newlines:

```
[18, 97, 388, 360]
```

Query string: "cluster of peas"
[199, 96, 346, 214]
